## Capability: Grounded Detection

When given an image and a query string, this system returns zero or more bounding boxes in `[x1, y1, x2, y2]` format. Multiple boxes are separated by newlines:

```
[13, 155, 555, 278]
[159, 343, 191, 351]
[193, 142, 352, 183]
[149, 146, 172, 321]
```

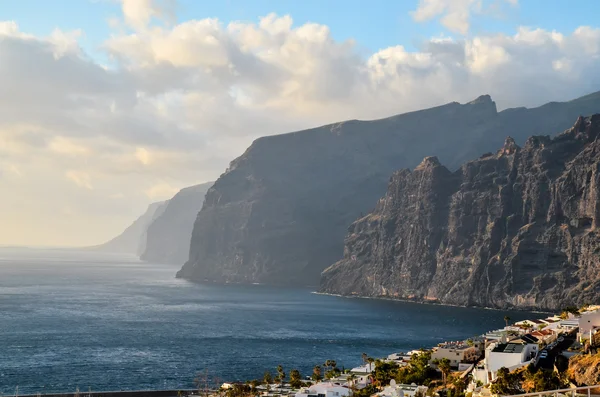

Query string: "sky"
[1, 0, 600, 247]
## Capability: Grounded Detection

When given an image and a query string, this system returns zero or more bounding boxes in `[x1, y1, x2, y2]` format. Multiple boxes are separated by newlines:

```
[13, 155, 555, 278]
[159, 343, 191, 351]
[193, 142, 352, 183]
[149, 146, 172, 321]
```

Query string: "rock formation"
[90, 201, 168, 255]
[320, 115, 600, 311]
[141, 181, 213, 264]
[178, 91, 600, 287]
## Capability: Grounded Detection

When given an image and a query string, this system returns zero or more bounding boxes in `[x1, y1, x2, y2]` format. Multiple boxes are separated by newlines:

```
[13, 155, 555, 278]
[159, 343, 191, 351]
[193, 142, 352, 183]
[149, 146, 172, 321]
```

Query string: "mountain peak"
[501, 136, 519, 155]
[468, 94, 493, 105]
[415, 156, 441, 170]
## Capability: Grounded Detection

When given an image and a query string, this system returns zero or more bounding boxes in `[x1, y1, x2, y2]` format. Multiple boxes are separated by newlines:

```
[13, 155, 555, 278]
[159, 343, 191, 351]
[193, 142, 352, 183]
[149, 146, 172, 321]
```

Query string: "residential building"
[295, 383, 351, 397]
[431, 341, 482, 368]
[350, 363, 375, 374]
[483, 334, 539, 382]
[530, 329, 556, 344]
[578, 309, 600, 341]
[376, 380, 427, 397]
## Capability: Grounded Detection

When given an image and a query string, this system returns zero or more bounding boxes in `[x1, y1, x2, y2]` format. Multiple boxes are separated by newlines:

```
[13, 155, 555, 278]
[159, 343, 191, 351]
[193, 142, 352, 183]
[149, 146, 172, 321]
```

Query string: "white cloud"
[144, 182, 179, 199]
[49, 136, 90, 156]
[411, 0, 517, 35]
[65, 170, 93, 190]
[120, 0, 176, 31]
[1, 4, 600, 246]
[135, 147, 151, 165]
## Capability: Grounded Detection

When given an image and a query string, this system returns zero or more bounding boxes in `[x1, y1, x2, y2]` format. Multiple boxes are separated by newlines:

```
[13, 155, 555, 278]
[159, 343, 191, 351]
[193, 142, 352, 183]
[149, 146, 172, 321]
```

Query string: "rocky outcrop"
[179, 91, 600, 287]
[141, 182, 213, 264]
[320, 115, 600, 311]
[90, 201, 168, 255]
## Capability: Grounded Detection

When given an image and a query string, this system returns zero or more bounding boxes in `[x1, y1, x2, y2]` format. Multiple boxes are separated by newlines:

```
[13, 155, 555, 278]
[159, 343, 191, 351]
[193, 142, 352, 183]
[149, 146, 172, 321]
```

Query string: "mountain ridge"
[178, 90, 600, 288]
[88, 200, 168, 255]
[319, 114, 600, 311]
[141, 181, 213, 264]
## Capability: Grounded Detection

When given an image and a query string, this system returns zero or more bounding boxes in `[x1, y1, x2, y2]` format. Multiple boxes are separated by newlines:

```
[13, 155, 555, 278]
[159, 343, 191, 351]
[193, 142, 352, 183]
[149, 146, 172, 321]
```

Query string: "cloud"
[144, 182, 179, 199]
[120, 0, 176, 31]
[1, 4, 600, 246]
[49, 136, 90, 156]
[411, 0, 518, 35]
[135, 147, 151, 165]
[65, 170, 93, 190]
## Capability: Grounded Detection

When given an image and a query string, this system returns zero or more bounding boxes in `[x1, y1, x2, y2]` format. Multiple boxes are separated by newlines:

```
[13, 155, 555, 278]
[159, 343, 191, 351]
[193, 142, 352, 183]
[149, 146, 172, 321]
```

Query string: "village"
[209, 306, 600, 397]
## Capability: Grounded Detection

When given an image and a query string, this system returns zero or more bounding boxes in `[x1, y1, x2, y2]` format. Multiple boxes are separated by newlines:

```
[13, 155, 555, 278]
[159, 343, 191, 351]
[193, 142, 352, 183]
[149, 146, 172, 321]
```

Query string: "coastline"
[311, 291, 553, 314]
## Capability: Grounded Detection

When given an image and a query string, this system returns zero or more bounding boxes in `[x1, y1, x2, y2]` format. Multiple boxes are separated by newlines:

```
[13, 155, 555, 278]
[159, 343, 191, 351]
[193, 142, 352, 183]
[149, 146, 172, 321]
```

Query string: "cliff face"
[179, 91, 600, 287]
[320, 115, 600, 311]
[141, 182, 213, 264]
[90, 201, 168, 255]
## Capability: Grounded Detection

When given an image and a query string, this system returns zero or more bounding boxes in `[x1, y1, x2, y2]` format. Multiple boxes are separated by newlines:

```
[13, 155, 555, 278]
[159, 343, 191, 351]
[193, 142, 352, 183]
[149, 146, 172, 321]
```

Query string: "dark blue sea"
[0, 248, 539, 395]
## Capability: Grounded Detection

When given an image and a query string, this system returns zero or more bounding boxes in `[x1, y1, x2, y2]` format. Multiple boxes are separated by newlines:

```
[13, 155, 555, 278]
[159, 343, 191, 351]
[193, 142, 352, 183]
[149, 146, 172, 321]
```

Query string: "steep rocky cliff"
[90, 201, 168, 255]
[179, 91, 600, 286]
[141, 182, 213, 264]
[320, 115, 600, 311]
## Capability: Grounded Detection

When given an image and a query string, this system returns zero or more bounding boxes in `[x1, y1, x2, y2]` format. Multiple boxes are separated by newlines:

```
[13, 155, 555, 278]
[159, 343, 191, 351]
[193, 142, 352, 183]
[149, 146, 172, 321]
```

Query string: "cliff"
[141, 182, 213, 264]
[90, 201, 168, 255]
[178, 91, 600, 287]
[320, 115, 600, 311]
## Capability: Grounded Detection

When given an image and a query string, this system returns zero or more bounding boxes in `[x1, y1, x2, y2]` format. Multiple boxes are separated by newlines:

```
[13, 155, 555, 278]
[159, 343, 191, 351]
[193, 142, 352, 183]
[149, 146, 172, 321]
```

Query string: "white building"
[295, 383, 351, 397]
[376, 380, 427, 397]
[578, 309, 600, 341]
[483, 334, 539, 382]
[350, 362, 375, 374]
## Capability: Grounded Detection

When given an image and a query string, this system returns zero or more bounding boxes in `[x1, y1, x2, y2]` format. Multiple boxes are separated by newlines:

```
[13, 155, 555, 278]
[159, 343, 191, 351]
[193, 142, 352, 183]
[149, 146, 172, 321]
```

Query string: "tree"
[373, 359, 400, 387]
[352, 385, 377, 397]
[290, 369, 302, 389]
[490, 367, 522, 395]
[324, 360, 341, 379]
[263, 371, 273, 385]
[276, 365, 286, 394]
[560, 306, 580, 319]
[347, 373, 358, 392]
[395, 350, 436, 385]
[362, 353, 368, 365]
[249, 380, 260, 394]
[367, 357, 375, 372]
[522, 366, 565, 393]
[312, 365, 323, 382]
[434, 358, 452, 385]
[504, 316, 511, 327]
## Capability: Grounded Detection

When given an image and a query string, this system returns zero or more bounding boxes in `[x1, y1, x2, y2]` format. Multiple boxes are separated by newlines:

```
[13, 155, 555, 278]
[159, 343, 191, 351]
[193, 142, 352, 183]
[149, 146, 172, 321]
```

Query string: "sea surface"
[0, 248, 540, 395]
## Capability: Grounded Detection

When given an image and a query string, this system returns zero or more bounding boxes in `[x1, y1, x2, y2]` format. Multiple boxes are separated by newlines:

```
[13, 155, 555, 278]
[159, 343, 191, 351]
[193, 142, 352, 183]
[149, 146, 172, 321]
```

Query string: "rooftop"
[492, 343, 525, 354]
[437, 341, 471, 350]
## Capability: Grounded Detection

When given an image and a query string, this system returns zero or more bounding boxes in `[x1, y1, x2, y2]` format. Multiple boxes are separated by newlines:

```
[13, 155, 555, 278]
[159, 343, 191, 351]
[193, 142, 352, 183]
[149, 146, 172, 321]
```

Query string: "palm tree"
[289, 369, 302, 389]
[434, 358, 451, 385]
[276, 365, 285, 394]
[263, 371, 273, 386]
[504, 316, 511, 327]
[312, 365, 323, 382]
[249, 380, 260, 394]
[367, 357, 375, 372]
[323, 360, 331, 374]
[348, 373, 357, 392]
[361, 353, 368, 365]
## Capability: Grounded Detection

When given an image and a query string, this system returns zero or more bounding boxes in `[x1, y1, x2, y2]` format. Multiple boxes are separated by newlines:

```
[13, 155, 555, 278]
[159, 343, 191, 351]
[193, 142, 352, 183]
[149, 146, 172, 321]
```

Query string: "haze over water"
[0, 248, 538, 395]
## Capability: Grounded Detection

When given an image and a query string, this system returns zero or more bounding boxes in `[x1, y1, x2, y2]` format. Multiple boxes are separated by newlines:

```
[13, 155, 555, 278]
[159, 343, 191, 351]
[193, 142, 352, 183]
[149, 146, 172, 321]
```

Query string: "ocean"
[0, 248, 539, 395]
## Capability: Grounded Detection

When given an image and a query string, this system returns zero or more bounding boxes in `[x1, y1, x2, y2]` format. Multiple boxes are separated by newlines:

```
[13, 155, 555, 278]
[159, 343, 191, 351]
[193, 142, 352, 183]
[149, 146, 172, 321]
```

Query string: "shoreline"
[312, 291, 553, 314]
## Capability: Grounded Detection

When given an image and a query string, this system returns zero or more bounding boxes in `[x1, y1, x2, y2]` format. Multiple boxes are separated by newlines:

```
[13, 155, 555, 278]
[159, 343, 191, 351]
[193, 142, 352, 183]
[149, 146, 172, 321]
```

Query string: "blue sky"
[2, 0, 599, 58]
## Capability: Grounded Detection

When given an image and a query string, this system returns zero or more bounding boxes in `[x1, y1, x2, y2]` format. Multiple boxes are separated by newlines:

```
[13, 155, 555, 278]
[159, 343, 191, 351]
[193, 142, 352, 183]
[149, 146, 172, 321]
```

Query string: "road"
[536, 333, 577, 370]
